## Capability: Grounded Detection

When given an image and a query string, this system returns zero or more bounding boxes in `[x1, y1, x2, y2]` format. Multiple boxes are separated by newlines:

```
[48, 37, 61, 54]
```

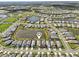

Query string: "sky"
[0, 0, 78, 2]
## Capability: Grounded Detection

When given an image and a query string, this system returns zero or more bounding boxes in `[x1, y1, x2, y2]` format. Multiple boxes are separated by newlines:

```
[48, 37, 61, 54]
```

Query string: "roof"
[28, 16, 39, 23]
[22, 40, 27, 47]
[5, 40, 13, 45]
[11, 41, 17, 45]
[3, 37, 11, 41]
[0, 14, 7, 18]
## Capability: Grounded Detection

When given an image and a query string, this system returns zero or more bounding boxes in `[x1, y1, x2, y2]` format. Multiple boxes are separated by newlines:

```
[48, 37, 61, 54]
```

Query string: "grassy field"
[0, 24, 11, 33]
[4, 17, 17, 23]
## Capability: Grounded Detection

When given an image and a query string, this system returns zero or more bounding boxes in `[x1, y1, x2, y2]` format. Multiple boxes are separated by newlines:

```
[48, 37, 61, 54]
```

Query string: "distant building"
[5, 40, 13, 45]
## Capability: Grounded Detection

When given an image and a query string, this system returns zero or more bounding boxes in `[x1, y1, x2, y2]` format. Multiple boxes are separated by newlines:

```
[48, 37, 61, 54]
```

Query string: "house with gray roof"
[28, 52, 32, 57]
[50, 31, 59, 39]
[63, 32, 75, 40]
[0, 14, 7, 18]
[16, 41, 23, 47]
[11, 40, 17, 47]
[31, 40, 35, 47]
[27, 40, 31, 46]
[22, 40, 27, 47]
[46, 41, 51, 48]
[5, 40, 13, 45]
[56, 41, 62, 48]
[41, 40, 46, 48]
[37, 40, 41, 46]
[68, 40, 79, 44]
[3, 36, 11, 41]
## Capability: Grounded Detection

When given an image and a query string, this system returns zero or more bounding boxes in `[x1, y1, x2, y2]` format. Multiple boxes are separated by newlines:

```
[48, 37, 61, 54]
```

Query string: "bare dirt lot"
[15, 29, 46, 40]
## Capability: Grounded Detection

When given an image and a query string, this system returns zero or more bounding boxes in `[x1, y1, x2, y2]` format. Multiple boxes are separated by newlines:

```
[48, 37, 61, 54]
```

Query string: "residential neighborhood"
[0, 1, 79, 57]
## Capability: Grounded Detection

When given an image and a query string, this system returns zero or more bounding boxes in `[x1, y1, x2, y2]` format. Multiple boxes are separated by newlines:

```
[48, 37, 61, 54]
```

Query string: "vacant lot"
[69, 43, 79, 49]
[15, 29, 46, 40]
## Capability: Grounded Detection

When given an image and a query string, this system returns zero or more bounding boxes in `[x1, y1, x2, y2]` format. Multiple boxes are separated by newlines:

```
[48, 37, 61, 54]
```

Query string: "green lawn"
[69, 43, 79, 49]
[4, 17, 17, 22]
[0, 24, 11, 32]
[75, 35, 79, 41]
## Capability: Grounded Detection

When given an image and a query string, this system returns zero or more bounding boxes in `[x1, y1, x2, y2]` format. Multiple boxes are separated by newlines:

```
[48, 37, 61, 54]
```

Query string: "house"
[41, 24, 46, 28]
[11, 40, 17, 46]
[68, 40, 79, 44]
[10, 26, 16, 32]
[27, 24, 32, 28]
[28, 52, 32, 57]
[22, 52, 28, 57]
[41, 40, 46, 48]
[40, 18, 44, 22]
[46, 41, 51, 48]
[26, 40, 31, 47]
[59, 28, 67, 32]
[31, 40, 35, 47]
[25, 25, 28, 28]
[56, 41, 62, 48]
[16, 41, 23, 47]
[31, 24, 35, 28]
[37, 24, 41, 28]
[22, 40, 27, 47]
[50, 41, 55, 46]
[2, 31, 10, 38]
[37, 40, 40, 46]
[0, 14, 7, 18]
[34, 25, 38, 28]
[5, 40, 13, 45]
[3, 36, 11, 41]
[9, 53, 16, 57]
[50, 31, 59, 39]
[63, 32, 75, 40]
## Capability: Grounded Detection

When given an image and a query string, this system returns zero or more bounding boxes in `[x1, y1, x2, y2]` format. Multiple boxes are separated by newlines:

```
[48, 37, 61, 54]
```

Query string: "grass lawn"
[4, 17, 17, 23]
[69, 43, 79, 49]
[0, 24, 11, 33]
